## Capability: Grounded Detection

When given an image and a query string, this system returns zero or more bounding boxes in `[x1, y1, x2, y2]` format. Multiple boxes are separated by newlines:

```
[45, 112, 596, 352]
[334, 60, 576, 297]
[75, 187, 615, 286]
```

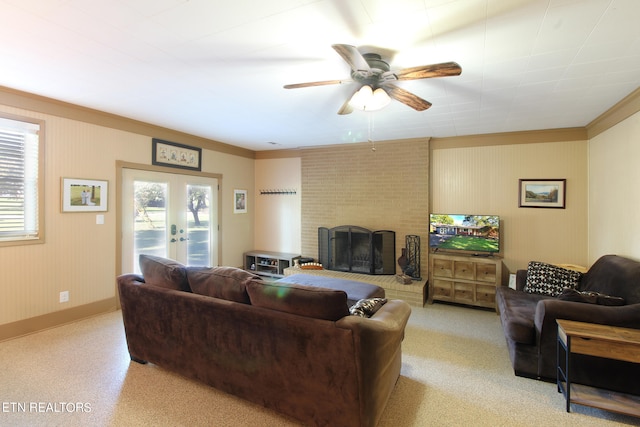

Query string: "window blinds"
[0, 117, 40, 240]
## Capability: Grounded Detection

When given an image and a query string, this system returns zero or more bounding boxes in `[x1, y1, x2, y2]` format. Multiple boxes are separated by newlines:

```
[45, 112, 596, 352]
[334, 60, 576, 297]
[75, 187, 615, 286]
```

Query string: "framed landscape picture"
[519, 179, 566, 209]
[61, 178, 109, 212]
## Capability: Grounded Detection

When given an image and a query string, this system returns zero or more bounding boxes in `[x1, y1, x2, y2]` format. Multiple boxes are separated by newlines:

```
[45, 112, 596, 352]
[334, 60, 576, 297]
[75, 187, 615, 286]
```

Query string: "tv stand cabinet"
[428, 252, 502, 309]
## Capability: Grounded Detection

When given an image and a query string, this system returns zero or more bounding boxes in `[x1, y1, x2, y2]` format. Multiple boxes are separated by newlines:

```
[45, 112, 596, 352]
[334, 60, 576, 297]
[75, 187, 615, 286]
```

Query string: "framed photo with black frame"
[518, 179, 566, 209]
[152, 138, 202, 171]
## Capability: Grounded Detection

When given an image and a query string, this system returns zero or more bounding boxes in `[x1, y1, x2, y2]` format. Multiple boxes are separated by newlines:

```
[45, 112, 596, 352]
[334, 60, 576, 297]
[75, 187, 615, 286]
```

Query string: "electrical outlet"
[59, 291, 69, 303]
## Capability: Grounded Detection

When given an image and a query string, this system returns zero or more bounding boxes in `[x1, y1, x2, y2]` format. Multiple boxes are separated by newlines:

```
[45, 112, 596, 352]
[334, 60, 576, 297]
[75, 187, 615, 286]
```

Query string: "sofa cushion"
[186, 266, 260, 304]
[247, 281, 349, 321]
[557, 288, 625, 306]
[349, 298, 387, 317]
[523, 261, 582, 297]
[496, 286, 550, 345]
[139, 254, 190, 292]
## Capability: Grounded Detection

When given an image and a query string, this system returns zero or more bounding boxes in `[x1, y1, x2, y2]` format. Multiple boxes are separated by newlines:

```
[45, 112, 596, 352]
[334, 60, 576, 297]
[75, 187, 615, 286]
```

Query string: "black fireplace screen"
[318, 226, 395, 275]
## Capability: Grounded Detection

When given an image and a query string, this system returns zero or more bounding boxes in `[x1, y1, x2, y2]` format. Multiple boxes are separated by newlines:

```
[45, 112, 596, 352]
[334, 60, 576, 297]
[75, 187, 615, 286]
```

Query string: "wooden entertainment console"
[428, 252, 503, 309]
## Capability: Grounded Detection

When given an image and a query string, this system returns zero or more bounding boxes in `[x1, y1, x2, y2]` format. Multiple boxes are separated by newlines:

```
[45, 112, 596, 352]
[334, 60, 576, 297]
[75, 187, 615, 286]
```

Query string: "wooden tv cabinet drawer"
[428, 253, 502, 309]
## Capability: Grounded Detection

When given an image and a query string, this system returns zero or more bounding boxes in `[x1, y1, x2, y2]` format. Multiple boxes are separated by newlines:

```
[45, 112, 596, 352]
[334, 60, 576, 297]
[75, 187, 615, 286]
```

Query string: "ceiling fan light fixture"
[349, 85, 391, 111]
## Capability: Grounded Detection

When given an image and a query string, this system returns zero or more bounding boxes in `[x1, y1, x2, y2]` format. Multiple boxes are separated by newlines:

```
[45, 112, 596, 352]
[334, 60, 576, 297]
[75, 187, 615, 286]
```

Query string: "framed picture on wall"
[234, 189, 247, 214]
[518, 179, 566, 208]
[152, 138, 202, 171]
[61, 178, 109, 212]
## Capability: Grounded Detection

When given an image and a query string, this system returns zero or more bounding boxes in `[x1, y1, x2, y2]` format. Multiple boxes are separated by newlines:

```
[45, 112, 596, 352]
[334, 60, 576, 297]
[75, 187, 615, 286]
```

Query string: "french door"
[121, 168, 219, 274]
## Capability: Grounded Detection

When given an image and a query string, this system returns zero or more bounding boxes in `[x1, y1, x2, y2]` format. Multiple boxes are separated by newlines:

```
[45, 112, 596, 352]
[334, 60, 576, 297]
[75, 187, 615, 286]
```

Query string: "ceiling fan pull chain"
[368, 113, 376, 152]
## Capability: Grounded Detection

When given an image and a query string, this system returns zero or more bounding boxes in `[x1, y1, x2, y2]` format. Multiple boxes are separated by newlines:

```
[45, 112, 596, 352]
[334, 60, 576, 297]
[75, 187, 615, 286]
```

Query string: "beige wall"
[254, 157, 302, 254]
[2, 84, 639, 338]
[257, 134, 593, 284]
[430, 138, 588, 277]
[0, 93, 255, 334]
[588, 110, 640, 263]
[207, 150, 255, 268]
[299, 138, 430, 279]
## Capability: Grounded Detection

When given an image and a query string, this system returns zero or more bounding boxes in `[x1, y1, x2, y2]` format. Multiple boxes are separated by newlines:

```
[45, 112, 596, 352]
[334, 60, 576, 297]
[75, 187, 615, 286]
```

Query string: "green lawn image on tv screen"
[436, 235, 499, 252]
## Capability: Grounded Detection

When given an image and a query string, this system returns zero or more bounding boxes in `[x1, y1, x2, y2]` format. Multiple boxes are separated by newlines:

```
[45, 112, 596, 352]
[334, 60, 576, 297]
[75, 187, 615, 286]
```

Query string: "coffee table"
[556, 319, 640, 417]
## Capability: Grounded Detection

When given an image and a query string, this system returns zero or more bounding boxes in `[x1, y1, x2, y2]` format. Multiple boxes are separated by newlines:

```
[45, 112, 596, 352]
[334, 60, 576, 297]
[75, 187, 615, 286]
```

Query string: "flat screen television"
[429, 214, 500, 254]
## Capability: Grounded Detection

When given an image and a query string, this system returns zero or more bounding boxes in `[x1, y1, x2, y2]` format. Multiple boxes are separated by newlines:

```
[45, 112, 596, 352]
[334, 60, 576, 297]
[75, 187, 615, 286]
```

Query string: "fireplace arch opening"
[318, 226, 396, 275]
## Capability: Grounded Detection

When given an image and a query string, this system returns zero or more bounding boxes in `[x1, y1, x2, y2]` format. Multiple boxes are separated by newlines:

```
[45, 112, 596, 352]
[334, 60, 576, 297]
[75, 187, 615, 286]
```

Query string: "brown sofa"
[117, 255, 411, 427]
[496, 254, 640, 395]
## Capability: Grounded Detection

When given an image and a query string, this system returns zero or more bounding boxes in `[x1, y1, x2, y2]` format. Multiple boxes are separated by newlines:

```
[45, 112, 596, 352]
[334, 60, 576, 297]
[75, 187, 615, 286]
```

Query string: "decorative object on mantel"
[395, 274, 412, 285]
[152, 138, 202, 171]
[395, 235, 421, 282]
[300, 262, 323, 270]
[405, 235, 421, 280]
[259, 189, 297, 195]
[397, 248, 408, 272]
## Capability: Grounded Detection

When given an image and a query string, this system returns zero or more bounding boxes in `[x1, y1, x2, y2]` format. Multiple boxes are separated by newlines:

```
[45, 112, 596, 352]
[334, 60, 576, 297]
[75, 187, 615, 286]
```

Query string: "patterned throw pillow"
[349, 298, 388, 318]
[523, 261, 582, 297]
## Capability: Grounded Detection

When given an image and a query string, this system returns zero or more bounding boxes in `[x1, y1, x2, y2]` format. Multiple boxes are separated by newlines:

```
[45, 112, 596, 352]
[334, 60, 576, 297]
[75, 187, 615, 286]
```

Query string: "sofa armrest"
[535, 299, 640, 332]
[117, 273, 145, 286]
[336, 299, 412, 345]
[336, 299, 411, 380]
[534, 299, 640, 378]
[335, 299, 411, 426]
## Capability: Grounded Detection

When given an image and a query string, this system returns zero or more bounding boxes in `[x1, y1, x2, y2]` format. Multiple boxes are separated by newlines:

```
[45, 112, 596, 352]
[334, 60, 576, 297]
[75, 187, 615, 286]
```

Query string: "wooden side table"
[556, 319, 640, 417]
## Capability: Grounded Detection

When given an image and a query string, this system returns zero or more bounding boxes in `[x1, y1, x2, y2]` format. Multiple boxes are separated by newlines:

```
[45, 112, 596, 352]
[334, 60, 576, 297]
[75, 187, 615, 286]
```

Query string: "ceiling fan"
[284, 44, 462, 114]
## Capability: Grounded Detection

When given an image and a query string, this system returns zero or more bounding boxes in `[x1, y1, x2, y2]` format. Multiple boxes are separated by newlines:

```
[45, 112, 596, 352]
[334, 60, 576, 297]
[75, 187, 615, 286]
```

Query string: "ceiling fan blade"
[283, 79, 351, 89]
[396, 62, 462, 81]
[332, 44, 371, 73]
[385, 84, 432, 111]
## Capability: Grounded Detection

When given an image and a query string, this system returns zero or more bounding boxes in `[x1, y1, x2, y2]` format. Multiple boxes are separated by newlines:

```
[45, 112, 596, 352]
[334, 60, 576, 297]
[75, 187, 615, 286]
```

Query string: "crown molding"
[587, 86, 640, 138]
[255, 149, 303, 159]
[0, 85, 256, 159]
[430, 128, 587, 149]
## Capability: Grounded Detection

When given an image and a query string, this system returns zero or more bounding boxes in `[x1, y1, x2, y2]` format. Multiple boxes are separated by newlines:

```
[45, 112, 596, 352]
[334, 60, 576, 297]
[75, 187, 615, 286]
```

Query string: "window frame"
[0, 111, 45, 247]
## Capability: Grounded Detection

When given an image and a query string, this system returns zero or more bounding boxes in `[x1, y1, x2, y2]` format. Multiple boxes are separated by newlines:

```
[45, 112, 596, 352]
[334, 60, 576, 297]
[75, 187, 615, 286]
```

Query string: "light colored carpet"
[1, 303, 638, 426]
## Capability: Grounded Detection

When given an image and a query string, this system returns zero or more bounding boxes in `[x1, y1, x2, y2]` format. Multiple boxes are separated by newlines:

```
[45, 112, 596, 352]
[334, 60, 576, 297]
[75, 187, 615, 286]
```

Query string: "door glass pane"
[133, 180, 167, 272]
[186, 184, 211, 266]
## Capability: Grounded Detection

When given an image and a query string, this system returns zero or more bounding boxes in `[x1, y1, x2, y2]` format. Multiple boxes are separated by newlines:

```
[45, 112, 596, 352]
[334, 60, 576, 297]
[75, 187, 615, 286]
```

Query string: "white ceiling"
[1, 0, 640, 151]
